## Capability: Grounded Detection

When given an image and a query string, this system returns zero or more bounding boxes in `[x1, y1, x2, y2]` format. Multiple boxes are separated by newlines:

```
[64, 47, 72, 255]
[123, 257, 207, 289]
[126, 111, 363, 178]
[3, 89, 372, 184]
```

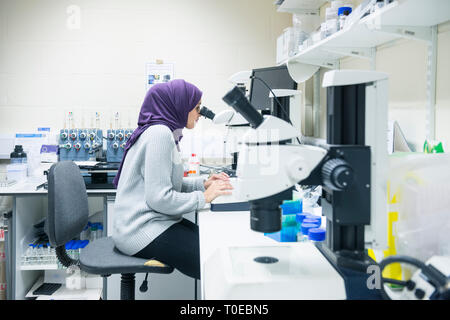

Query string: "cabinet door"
[105, 197, 196, 300]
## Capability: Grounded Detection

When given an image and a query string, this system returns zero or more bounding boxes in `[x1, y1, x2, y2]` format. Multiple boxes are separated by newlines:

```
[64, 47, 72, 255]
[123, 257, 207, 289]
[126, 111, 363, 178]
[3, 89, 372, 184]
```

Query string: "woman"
[112, 79, 233, 280]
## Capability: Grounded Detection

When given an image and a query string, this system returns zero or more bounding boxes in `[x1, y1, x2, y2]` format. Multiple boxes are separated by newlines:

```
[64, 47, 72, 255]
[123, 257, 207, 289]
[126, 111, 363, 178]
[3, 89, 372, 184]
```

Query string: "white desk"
[0, 175, 115, 300]
[1, 174, 201, 300]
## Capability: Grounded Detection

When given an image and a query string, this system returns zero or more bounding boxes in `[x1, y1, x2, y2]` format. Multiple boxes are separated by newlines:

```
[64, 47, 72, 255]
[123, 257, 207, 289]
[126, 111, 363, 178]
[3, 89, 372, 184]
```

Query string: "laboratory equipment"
[6, 164, 27, 183]
[379, 255, 450, 300]
[210, 177, 250, 212]
[199, 106, 216, 121]
[338, 7, 353, 30]
[203, 244, 346, 299]
[10, 145, 27, 164]
[78, 162, 119, 189]
[188, 153, 200, 177]
[221, 70, 391, 299]
[249, 65, 297, 113]
[106, 129, 134, 163]
[59, 128, 103, 161]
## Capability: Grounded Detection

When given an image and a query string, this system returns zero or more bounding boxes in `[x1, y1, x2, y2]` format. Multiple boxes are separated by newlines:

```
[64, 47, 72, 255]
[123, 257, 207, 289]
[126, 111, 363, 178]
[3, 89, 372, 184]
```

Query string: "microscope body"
[222, 70, 389, 299]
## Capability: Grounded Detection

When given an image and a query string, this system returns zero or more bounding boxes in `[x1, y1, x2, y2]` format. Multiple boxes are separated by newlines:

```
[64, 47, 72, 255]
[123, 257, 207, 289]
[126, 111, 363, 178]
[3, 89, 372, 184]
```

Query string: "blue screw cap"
[308, 228, 326, 242]
[303, 218, 321, 227]
[301, 223, 317, 236]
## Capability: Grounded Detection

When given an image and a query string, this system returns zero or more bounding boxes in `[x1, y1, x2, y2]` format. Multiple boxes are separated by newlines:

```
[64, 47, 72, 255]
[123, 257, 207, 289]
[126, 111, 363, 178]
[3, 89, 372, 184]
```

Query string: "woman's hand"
[203, 180, 233, 203]
[204, 172, 230, 190]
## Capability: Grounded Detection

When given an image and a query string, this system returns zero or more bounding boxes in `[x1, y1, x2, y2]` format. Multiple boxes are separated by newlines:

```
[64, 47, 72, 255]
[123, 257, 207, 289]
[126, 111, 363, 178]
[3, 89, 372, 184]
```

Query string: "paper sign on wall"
[146, 62, 174, 89]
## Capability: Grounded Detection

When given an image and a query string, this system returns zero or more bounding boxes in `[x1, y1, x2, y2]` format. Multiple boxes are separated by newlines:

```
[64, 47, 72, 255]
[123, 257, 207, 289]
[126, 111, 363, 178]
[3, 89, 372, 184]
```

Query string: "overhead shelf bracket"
[366, 24, 432, 43]
[299, 58, 339, 69]
[322, 47, 376, 61]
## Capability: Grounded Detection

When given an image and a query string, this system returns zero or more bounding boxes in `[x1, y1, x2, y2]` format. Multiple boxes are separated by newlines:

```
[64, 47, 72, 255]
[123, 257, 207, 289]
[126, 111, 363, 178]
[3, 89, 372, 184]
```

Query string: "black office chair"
[45, 161, 174, 300]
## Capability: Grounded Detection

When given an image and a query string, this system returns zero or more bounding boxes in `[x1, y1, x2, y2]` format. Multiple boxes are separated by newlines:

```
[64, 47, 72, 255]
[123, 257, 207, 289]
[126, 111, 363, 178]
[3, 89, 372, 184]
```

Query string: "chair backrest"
[46, 161, 89, 247]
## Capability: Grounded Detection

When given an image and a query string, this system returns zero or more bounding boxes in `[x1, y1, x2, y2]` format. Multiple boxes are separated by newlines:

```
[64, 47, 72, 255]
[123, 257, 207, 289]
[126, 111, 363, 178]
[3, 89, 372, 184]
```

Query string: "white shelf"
[25, 276, 102, 300]
[276, 0, 329, 14]
[367, 0, 450, 26]
[283, 0, 450, 70]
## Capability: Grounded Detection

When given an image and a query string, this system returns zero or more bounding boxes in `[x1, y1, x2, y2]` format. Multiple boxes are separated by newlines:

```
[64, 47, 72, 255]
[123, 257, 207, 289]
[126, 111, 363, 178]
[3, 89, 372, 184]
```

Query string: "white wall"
[0, 0, 291, 159]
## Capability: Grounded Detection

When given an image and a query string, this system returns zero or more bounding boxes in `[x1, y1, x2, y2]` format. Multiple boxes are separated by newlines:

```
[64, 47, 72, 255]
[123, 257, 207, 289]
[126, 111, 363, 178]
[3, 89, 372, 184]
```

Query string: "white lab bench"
[0, 174, 199, 300]
[198, 207, 346, 300]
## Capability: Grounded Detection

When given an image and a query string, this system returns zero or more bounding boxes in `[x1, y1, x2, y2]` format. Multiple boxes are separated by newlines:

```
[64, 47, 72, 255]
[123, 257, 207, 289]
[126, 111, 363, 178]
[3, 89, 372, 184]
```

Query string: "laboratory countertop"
[0, 175, 116, 196]
[198, 206, 324, 268]
[197, 206, 339, 300]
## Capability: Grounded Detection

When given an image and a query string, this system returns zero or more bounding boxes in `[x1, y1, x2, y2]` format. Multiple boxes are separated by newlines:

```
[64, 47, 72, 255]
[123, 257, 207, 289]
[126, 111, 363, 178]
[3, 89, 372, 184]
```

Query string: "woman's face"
[186, 100, 201, 129]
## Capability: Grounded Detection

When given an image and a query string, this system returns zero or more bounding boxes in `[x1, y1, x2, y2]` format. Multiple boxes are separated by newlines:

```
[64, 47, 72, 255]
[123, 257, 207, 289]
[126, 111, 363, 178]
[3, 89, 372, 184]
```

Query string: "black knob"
[414, 288, 426, 300]
[322, 159, 354, 191]
[406, 280, 416, 291]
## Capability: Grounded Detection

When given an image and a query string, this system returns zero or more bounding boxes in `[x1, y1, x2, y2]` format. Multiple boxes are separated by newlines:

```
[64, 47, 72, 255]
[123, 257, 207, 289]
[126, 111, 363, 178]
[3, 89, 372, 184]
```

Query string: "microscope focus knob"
[322, 159, 354, 191]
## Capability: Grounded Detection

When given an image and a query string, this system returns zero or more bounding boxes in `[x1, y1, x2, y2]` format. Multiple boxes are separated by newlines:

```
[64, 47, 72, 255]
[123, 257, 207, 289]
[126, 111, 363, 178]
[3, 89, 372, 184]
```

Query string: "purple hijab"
[113, 79, 203, 188]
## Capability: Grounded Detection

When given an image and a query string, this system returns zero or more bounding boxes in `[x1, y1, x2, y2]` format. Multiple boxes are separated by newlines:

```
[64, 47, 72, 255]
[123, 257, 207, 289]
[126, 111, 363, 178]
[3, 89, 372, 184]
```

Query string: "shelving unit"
[278, 0, 449, 140]
[276, 0, 329, 14]
[282, 0, 450, 69]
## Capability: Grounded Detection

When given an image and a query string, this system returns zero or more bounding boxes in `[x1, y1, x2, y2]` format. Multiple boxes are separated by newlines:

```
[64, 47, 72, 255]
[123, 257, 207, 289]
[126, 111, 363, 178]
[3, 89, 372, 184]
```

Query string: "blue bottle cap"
[281, 199, 302, 215]
[308, 228, 326, 241]
[338, 6, 352, 15]
[303, 218, 321, 227]
[296, 213, 310, 223]
[66, 240, 74, 250]
[301, 223, 317, 235]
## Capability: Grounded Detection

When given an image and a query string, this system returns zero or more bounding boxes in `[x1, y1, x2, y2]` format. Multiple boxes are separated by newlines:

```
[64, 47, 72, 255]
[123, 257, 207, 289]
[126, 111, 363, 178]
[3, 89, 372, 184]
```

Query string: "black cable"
[139, 273, 149, 292]
[378, 255, 449, 300]
[382, 278, 407, 287]
[250, 76, 302, 145]
[55, 245, 78, 268]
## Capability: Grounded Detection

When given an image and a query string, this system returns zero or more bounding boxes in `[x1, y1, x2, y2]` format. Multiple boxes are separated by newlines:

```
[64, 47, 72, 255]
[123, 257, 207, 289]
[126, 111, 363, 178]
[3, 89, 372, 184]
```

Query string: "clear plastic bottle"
[97, 223, 103, 238]
[338, 7, 353, 30]
[24, 244, 34, 265]
[80, 224, 89, 240]
[38, 244, 45, 265]
[90, 224, 98, 242]
[188, 153, 200, 177]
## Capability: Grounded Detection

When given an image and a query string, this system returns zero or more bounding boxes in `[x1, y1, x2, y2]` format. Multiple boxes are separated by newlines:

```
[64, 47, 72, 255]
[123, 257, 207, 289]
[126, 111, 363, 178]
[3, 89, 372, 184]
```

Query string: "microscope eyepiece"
[199, 106, 216, 120]
[223, 86, 263, 128]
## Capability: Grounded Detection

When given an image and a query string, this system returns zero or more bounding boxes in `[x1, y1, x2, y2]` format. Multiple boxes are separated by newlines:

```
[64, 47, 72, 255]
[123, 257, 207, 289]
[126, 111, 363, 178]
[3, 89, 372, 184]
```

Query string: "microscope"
[221, 70, 390, 299]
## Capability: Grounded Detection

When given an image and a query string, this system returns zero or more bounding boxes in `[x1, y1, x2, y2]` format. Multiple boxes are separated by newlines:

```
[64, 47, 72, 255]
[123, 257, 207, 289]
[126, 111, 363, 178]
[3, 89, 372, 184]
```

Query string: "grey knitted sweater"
[112, 125, 206, 256]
